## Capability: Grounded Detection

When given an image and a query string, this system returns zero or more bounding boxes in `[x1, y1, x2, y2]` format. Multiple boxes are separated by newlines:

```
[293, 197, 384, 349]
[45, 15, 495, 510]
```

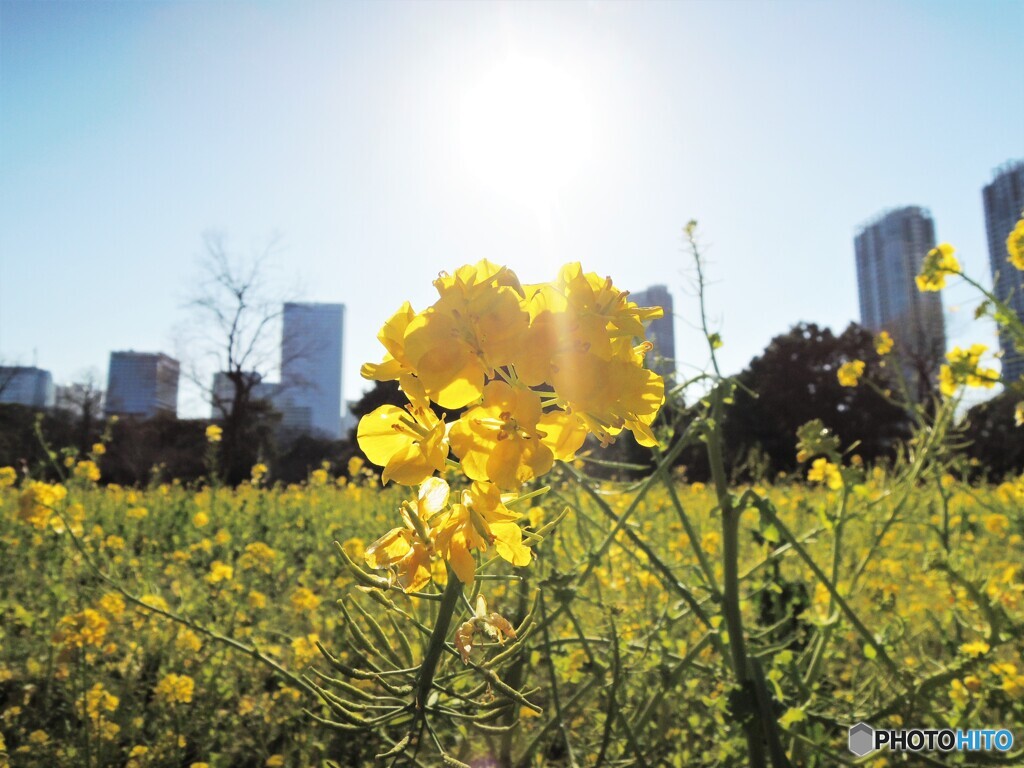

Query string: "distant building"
[105, 352, 179, 418]
[0, 366, 55, 408]
[210, 371, 280, 418]
[855, 206, 946, 395]
[983, 160, 1024, 383]
[631, 285, 676, 380]
[280, 302, 345, 439]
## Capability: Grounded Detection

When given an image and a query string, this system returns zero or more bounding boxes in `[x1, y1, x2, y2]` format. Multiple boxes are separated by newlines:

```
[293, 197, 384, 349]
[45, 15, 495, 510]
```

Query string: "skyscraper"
[630, 285, 676, 381]
[854, 206, 946, 394]
[280, 302, 344, 439]
[0, 366, 55, 408]
[105, 352, 179, 418]
[982, 160, 1024, 384]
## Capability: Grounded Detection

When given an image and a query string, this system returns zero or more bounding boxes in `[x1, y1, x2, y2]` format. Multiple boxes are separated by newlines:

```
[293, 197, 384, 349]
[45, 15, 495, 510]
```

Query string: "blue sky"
[1, 0, 1021, 416]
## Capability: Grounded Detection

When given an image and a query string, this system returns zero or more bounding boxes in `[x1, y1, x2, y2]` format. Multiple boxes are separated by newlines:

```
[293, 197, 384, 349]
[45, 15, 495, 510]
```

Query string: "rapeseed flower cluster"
[915, 243, 960, 292]
[1007, 213, 1024, 271]
[836, 360, 865, 387]
[356, 261, 665, 585]
[357, 260, 665, 490]
[939, 344, 999, 397]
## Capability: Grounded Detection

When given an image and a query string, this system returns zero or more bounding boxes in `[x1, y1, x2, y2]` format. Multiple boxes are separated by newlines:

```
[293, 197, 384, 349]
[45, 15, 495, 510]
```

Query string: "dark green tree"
[722, 322, 911, 477]
[959, 386, 1024, 479]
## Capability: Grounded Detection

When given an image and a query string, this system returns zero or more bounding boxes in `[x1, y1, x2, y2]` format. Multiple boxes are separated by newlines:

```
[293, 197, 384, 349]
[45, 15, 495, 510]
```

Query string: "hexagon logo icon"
[848, 722, 875, 756]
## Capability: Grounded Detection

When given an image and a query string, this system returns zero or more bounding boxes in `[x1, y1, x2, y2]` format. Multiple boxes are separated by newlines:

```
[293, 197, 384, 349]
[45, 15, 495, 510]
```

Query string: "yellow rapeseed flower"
[837, 360, 865, 387]
[206, 561, 233, 584]
[939, 344, 999, 397]
[205, 424, 223, 443]
[959, 640, 990, 657]
[0, 466, 16, 488]
[916, 243, 960, 291]
[807, 458, 843, 490]
[154, 673, 195, 704]
[874, 331, 894, 356]
[54, 609, 109, 648]
[290, 587, 320, 612]
[432, 481, 532, 584]
[365, 477, 448, 592]
[1007, 213, 1024, 271]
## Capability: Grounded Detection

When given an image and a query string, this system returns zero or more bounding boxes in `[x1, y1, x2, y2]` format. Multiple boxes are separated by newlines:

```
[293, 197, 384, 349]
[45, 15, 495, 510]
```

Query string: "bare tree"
[54, 369, 105, 452]
[179, 233, 298, 483]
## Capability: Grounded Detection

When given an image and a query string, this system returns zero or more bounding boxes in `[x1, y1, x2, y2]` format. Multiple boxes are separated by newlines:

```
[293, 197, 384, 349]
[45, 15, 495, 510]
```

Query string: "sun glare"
[459, 55, 593, 207]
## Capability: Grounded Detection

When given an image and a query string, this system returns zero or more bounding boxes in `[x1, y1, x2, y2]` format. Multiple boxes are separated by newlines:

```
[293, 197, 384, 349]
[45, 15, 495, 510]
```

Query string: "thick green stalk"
[705, 385, 771, 768]
[415, 569, 463, 710]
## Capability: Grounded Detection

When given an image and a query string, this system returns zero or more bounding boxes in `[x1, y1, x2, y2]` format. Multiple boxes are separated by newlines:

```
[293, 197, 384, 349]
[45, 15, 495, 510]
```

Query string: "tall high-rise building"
[280, 302, 344, 439]
[982, 160, 1024, 383]
[0, 366, 55, 408]
[105, 352, 179, 418]
[854, 206, 946, 394]
[631, 285, 676, 381]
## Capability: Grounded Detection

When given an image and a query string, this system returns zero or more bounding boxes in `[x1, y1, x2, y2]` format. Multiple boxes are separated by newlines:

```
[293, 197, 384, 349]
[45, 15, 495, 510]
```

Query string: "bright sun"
[459, 54, 593, 207]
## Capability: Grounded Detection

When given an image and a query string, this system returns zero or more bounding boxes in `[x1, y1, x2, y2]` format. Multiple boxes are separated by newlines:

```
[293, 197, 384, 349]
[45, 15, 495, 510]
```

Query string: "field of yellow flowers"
[2, 459, 1023, 767]
[5, 231, 1024, 767]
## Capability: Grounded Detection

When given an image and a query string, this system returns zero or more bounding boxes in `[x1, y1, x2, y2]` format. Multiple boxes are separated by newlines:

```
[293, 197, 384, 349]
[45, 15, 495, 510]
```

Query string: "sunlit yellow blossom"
[549, 351, 663, 447]
[360, 301, 419, 388]
[206, 561, 233, 584]
[450, 380, 560, 490]
[1015, 402, 1024, 427]
[959, 640, 990, 657]
[403, 261, 530, 409]
[290, 587, 320, 612]
[91, 443, 106, 456]
[347, 455, 365, 477]
[1007, 213, 1024, 271]
[357, 395, 448, 486]
[265, 756, 285, 768]
[250, 463, 268, 483]
[54, 609, 108, 648]
[0, 466, 17, 488]
[915, 243, 960, 291]
[239, 542, 277, 571]
[18, 481, 67, 529]
[365, 476, 449, 592]
[175, 630, 203, 653]
[837, 360, 865, 387]
[874, 331, 894, 356]
[154, 673, 194, 704]
[984, 513, 1010, 535]
[807, 458, 843, 490]
[290, 634, 320, 667]
[205, 424, 223, 443]
[192, 510, 209, 528]
[97, 593, 125, 619]
[126, 505, 148, 520]
[432, 481, 531, 584]
[80, 682, 118, 723]
[939, 344, 999, 396]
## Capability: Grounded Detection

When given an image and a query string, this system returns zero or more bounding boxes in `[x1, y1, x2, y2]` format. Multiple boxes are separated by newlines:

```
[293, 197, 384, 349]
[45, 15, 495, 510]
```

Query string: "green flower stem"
[414, 568, 463, 711]
[705, 384, 782, 768]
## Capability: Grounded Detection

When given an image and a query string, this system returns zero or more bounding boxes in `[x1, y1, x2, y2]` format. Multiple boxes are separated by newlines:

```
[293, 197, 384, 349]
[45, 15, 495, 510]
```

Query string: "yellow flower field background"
[1, 220, 1024, 767]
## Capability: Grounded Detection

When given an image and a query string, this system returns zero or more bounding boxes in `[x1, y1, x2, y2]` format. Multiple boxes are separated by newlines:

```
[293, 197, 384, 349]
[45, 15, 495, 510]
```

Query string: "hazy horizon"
[2, 0, 1022, 417]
